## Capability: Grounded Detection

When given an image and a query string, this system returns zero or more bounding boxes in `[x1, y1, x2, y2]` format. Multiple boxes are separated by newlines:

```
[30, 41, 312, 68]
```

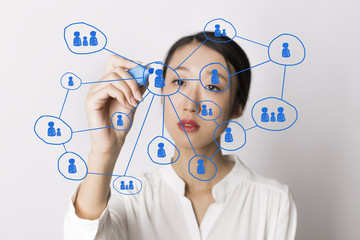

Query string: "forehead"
[167, 42, 228, 73]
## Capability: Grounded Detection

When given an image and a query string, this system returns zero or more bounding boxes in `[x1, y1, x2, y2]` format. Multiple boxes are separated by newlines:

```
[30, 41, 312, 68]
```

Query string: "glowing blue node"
[60, 72, 82, 90]
[147, 136, 180, 165]
[251, 97, 298, 131]
[268, 33, 305, 66]
[113, 175, 142, 195]
[203, 18, 237, 43]
[199, 62, 230, 93]
[57, 152, 88, 181]
[34, 115, 73, 145]
[188, 155, 217, 181]
[64, 22, 107, 55]
[196, 100, 222, 121]
[111, 112, 132, 131]
[214, 121, 246, 151]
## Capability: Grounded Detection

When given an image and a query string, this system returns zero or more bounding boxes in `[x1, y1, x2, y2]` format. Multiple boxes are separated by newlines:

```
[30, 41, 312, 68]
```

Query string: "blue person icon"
[129, 181, 134, 190]
[209, 108, 213, 116]
[83, 36, 88, 46]
[224, 127, 233, 142]
[270, 112, 276, 122]
[73, 31, 82, 46]
[261, 107, 269, 122]
[117, 115, 124, 126]
[47, 121, 56, 137]
[120, 181, 125, 190]
[68, 158, 77, 174]
[68, 76, 74, 87]
[282, 42, 291, 58]
[56, 128, 62, 136]
[154, 69, 165, 88]
[277, 107, 286, 122]
[197, 159, 206, 174]
[222, 29, 227, 37]
[214, 24, 221, 37]
[201, 105, 208, 116]
[157, 142, 166, 158]
[211, 69, 220, 85]
[89, 31, 98, 46]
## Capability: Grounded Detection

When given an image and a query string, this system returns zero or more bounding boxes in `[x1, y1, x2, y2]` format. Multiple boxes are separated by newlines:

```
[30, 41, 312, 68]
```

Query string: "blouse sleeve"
[273, 188, 297, 240]
[64, 184, 128, 240]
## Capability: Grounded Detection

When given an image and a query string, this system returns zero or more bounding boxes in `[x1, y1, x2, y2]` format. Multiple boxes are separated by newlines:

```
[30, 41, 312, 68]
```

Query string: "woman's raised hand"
[85, 55, 146, 157]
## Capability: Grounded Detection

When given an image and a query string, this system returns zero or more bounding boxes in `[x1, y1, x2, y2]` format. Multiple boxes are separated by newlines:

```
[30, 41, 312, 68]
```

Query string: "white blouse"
[64, 155, 297, 240]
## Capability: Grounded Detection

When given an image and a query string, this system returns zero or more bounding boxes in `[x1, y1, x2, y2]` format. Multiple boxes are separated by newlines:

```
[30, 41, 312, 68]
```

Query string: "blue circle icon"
[199, 62, 230, 93]
[147, 136, 180, 165]
[60, 72, 82, 90]
[203, 18, 237, 43]
[34, 115, 73, 145]
[188, 155, 217, 181]
[57, 152, 88, 181]
[214, 121, 246, 151]
[112, 175, 142, 195]
[111, 112, 133, 131]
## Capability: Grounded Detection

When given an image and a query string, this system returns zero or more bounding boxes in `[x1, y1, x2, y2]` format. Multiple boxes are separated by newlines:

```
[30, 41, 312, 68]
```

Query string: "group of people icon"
[73, 31, 98, 47]
[282, 42, 291, 58]
[214, 24, 227, 37]
[47, 121, 61, 137]
[120, 180, 134, 190]
[157, 143, 166, 158]
[68, 158, 77, 174]
[261, 107, 286, 122]
[201, 105, 213, 117]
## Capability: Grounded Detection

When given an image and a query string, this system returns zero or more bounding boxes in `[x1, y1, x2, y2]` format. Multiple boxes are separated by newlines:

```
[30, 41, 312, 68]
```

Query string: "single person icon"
[224, 127, 233, 142]
[154, 69, 165, 88]
[129, 181, 134, 190]
[282, 42, 291, 58]
[209, 108, 213, 116]
[68, 76, 74, 87]
[261, 107, 269, 122]
[89, 31, 98, 46]
[117, 115, 124, 126]
[120, 181, 126, 190]
[201, 105, 208, 116]
[68, 158, 77, 174]
[47, 121, 56, 137]
[73, 31, 82, 46]
[197, 159, 206, 174]
[214, 24, 222, 37]
[83, 36, 88, 46]
[56, 128, 62, 136]
[157, 142, 166, 158]
[211, 69, 220, 85]
[270, 112, 276, 122]
[277, 107, 286, 122]
[125, 184, 129, 190]
[222, 29, 227, 37]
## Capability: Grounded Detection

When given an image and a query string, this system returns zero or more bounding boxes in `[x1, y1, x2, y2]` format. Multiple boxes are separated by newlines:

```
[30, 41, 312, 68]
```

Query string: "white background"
[1, 0, 359, 239]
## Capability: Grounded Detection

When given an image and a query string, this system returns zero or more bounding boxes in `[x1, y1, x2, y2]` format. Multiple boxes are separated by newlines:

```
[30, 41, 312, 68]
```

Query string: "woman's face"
[162, 42, 241, 150]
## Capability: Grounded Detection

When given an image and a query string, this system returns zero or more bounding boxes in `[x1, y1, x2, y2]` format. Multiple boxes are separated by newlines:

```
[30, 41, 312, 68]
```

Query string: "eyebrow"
[175, 66, 228, 82]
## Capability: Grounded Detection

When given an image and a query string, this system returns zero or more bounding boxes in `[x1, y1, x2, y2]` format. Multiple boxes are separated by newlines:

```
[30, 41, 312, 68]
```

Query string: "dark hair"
[163, 31, 251, 112]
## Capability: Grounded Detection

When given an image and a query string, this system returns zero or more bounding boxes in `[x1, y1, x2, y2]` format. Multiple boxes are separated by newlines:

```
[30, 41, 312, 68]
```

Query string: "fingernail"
[131, 96, 137, 107]
[135, 90, 142, 101]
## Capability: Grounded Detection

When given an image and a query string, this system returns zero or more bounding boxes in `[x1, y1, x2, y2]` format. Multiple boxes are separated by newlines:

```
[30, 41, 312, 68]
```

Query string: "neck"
[171, 141, 234, 194]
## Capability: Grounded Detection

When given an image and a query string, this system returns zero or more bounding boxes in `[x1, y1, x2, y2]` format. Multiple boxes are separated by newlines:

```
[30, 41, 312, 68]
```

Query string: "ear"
[231, 102, 243, 119]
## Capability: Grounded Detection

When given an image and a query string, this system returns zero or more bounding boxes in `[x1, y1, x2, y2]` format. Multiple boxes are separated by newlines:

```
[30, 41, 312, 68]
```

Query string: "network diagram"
[34, 18, 306, 195]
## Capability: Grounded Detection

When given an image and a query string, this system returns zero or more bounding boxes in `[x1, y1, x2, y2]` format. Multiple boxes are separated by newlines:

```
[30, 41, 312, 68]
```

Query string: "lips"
[178, 119, 200, 132]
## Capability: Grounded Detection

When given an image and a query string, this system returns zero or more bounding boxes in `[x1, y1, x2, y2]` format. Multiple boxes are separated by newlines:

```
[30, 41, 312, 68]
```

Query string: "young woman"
[64, 32, 297, 240]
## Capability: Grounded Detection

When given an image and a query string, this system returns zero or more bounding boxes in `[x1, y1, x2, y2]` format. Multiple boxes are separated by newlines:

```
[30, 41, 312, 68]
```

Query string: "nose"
[180, 83, 202, 115]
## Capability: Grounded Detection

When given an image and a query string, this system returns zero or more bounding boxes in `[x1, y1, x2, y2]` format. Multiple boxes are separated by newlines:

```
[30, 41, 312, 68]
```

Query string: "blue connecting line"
[62, 144, 67, 153]
[235, 35, 269, 48]
[128, 91, 151, 115]
[245, 125, 257, 132]
[210, 148, 220, 160]
[59, 89, 70, 118]
[82, 77, 141, 85]
[213, 119, 219, 126]
[72, 126, 112, 134]
[162, 96, 165, 137]
[88, 172, 124, 177]
[180, 78, 200, 81]
[175, 39, 208, 70]
[123, 94, 155, 176]
[230, 60, 271, 77]
[281, 65, 287, 100]
[103, 48, 143, 67]
[168, 96, 197, 155]
[179, 91, 197, 104]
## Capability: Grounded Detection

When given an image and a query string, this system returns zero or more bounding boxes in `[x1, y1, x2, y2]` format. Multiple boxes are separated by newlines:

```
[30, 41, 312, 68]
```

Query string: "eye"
[172, 79, 184, 86]
[206, 85, 221, 91]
